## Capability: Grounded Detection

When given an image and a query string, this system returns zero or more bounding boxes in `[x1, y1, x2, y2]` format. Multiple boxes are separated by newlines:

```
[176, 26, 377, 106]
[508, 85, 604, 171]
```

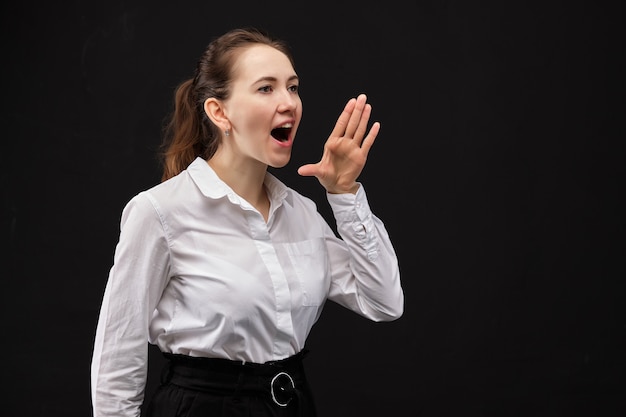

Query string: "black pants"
[143, 350, 317, 417]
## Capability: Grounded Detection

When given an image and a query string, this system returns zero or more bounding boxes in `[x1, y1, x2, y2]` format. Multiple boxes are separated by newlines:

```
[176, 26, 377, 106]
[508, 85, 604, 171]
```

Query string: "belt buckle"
[270, 371, 295, 407]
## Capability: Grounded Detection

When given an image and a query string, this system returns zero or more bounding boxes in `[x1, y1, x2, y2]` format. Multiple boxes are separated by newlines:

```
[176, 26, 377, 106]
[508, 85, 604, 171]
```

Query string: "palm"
[298, 94, 380, 194]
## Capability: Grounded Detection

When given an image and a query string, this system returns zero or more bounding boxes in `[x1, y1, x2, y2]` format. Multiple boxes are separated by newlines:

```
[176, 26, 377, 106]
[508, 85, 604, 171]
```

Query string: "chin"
[268, 156, 291, 169]
[269, 161, 289, 169]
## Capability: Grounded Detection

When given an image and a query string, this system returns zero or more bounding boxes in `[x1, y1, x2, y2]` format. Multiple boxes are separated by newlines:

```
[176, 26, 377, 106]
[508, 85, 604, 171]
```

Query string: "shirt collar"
[187, 157, 290, 206]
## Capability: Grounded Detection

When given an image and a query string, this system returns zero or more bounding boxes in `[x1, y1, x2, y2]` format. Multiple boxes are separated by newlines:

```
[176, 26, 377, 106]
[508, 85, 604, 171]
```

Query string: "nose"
[277, 90, 298, 113]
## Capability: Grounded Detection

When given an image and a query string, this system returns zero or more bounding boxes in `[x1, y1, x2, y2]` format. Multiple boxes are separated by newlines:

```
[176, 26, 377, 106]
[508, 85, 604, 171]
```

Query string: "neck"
[207, 155, 270, 220]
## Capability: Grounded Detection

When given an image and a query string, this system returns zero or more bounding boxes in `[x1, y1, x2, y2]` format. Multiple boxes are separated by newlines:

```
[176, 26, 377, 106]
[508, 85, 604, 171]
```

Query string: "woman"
[91, 27, 404, 417]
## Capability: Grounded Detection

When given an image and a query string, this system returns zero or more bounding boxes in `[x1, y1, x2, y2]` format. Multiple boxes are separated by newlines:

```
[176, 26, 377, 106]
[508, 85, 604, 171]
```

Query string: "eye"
[258, 85, 273, 93]
[288, 84, 299, 93]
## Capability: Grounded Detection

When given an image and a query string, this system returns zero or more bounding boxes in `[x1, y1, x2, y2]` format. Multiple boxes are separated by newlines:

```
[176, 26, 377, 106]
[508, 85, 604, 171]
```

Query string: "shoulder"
[265, 173, 318, 212]
[285, 186, 317, 209]
[122, 172, 195, 216]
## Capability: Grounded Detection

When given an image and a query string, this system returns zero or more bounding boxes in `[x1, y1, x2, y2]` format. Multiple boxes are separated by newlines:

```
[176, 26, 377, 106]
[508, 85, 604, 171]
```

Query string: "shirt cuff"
[327, 184, 378, 259]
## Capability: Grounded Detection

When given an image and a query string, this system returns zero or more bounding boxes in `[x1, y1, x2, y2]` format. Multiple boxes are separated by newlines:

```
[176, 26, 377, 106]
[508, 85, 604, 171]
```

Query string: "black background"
[2, 1, 625, 416]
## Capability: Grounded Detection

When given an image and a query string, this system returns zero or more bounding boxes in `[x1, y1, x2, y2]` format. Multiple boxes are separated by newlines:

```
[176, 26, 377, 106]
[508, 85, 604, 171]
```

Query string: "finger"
[329, 97, 357, 138]
[343, 94, 368, 139]
[352, 103, 373, 147]
[360, 121, 380, 154]
[297, 163, 318, 177]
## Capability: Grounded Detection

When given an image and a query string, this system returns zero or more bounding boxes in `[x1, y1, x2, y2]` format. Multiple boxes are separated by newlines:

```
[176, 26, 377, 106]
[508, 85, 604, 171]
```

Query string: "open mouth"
[271, 126, 292, 142]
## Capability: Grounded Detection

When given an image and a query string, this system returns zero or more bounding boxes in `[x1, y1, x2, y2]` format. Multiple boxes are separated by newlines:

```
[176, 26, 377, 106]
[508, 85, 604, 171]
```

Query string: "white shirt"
[91, 157, 403, 416]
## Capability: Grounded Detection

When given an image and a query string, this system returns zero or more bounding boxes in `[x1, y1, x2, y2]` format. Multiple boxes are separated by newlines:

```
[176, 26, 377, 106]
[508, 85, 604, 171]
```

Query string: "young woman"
[91, 27, 404, 417]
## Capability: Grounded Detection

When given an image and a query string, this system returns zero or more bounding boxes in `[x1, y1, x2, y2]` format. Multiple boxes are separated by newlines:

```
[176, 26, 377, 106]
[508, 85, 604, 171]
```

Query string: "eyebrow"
[254, 75, 299, 84]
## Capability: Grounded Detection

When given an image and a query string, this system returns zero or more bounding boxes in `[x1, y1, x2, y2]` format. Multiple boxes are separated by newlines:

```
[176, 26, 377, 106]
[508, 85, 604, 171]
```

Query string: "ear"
[204, 98, 230, 132]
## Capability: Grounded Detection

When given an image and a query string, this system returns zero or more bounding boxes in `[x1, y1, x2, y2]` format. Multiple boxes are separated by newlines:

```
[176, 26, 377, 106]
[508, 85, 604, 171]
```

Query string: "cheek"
[235, 104, 272, 133]
[296, 100, 303, 122]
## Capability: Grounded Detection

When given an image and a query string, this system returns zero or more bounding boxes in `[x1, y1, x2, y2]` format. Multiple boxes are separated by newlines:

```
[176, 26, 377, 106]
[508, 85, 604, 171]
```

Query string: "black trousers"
[143, 350, 317, 417]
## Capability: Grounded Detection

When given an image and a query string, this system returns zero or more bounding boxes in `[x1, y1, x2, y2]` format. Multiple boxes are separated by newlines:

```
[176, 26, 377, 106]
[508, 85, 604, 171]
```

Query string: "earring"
[225, 129, 230, 137]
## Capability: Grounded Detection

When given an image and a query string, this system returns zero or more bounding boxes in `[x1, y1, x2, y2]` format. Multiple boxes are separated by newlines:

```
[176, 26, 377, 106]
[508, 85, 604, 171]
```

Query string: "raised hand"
[297, 94, 380, 194]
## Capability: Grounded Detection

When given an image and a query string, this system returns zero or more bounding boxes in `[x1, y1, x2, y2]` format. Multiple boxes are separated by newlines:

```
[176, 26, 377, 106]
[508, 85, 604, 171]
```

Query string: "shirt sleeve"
[325, 184, 404, 321]
[91, 192, 171, 417]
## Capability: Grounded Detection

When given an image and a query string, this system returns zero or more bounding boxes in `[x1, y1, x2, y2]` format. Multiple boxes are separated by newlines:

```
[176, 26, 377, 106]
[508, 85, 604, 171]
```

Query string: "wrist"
[327, 183, 360, 195]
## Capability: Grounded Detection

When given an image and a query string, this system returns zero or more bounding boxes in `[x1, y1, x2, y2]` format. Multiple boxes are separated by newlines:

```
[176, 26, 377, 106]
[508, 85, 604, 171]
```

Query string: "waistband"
[161, 349, 310, 409]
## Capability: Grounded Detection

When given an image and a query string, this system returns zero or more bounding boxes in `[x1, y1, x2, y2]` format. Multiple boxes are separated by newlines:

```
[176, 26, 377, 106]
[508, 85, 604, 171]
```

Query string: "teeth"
[277, 123, 292, 129]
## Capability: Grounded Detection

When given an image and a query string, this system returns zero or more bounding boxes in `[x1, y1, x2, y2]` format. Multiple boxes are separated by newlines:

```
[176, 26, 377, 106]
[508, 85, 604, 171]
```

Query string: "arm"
[299, 93, 403, 320]
[91, 193, 171, 417]
[325, 185, 404, 321]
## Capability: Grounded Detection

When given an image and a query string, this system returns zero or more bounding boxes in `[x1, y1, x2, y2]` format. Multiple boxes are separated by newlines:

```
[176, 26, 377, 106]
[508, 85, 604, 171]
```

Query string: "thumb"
[297, 163, 317, 177]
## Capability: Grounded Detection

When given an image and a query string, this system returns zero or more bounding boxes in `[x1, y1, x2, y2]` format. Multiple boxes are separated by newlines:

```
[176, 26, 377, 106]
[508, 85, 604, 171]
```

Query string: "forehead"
[231, 44, 296, 81]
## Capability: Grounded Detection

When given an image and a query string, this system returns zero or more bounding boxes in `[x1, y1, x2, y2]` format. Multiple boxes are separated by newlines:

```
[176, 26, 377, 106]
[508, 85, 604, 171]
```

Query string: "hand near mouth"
[297, 93, 380, 194]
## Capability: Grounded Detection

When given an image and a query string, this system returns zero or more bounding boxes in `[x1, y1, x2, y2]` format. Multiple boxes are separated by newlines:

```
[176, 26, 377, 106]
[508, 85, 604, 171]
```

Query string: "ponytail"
[159, 79, 215, 182]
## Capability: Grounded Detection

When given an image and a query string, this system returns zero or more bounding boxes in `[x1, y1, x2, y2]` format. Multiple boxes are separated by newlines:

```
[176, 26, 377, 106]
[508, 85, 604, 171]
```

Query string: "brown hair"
[159, 27, 295, 181]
